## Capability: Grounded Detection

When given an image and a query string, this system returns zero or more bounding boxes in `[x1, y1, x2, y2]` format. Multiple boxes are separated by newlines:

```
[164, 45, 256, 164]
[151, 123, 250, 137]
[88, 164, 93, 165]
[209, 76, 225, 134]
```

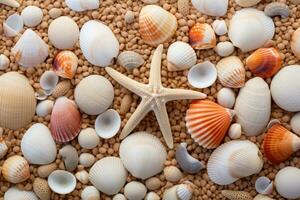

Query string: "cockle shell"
[207, 140, 263, 185]
[75, 170, 89, 184]
[178, 0, 189, 15]
[4, 187, 39, 200]
[221, 190, 253, 200]
[53, 50, 78, 79]
[48, 170, 77, 195]
[186, 100, 235, 149]
[163, 182, 194, 200]
[79, 153, 96, 167]
[78, 128, 100, 149]
[65, 0, 100, 12]
[37, 163, 57, 178]
[113, 194, 127, 200]
[0, 136, 8, 159]
[0, 54, 9, 70]
[33, 178, 51, 200]
[119, 132, 167, 179]
[217, 88, 236, 109]
[234, 77, 271, 136]
[36, 100, 54, 117]
[52, 80, 72, 98]
[81, 186, 100, 200]
[124, 181, 147, 200]
[216, 56, 245, 88]
[139, 5, 177, 46]
[0, 0, 20, 7]
[21, 6, 43, 27]
[291, 28, 300, 59]
[50, 97, 81, 143]
[21, 123, 57, 165]
[214, 41, 235, 57]
[235, 0, 261, 7]
[145, 192, 160, 200]
[164, 166, 183, 182]
[40, 71, 59, 95]
[2, 155, 30, 183]
[3, 13, 23, 37]
[255, 176, 273, 195]
[124, 10, 135, 24]
[264, 2, 289, 18]
[291, 112, 300, 135]
[189, 23, 216, 49]
[12, 29, 48, 67]
[191, 0, 228, 16]
[95, 109, 121, 139]
[89, 157, 127, 195]
[59, 145, 78, 172]
[246, 47, 282, 78]
[212, 20, 227, 35]
[275, 167, 300, 199]
[80, 20, 119, 67]
[228, 123, 242, 140]
[117, 51, 144, 69]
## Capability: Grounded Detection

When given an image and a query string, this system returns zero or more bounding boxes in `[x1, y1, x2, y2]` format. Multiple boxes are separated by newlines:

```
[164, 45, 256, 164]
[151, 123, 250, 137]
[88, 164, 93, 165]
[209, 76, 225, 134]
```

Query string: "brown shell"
[33, 178, 51, 200]
[189, 23, 216, 50]
[53, 51, 78, 79]
[52, 80, 72, 98]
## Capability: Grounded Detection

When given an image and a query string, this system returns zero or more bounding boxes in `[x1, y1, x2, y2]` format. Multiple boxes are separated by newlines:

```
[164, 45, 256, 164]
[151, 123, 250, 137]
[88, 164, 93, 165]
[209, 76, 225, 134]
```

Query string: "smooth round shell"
[191, 0, 228, 16]
[214, 41, 235, 57]
[188, 61, 217, 89]
[291, 112, 300, 135]
[48, 170, 76, 195]
[164, 166, 183, 182]
[145, 192, 160, 200]
[81, 186, 100, 200]
[36, 100, 54, 117]
[275, 167, 300, 199]
[113, 194, 127, 200]
[21, 6, 43, 27]
[53, 51, 78, 79]
[0, 54, 10, 70]
[212, 20, 227, 35]
[95, 109, 121, 139]
[78, 128, 100, 149]
[145, 177, 163, 190]
[79, 153, 96, 167]
[75, 170, 89, 184]
[124, 181, 147, 200]
[217, 88, 235, 109]
[228, 123, 242, 140]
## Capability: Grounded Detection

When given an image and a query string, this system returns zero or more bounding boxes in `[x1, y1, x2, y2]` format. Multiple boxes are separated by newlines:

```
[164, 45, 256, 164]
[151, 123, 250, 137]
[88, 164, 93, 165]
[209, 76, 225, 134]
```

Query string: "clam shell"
[189, 23, 216, 49]
[52, 80, 72, 98]
[264, 2, 289, 18]
[291, 112, 300, 135]
[75, 170, 89, 184]
[164, 166, 183, 182]
[145, 177, 163, 190]
[228, 123, 242, 140]
[291, 28, 300, 59]
[81, 186, 100, 200]
[33, 178, 51, 200]
[0, 136, 8, 159]
[79, 153, 96, 167]
[4, 187, 39, 200]
[212, 20, 227, 35]
[59, 145, 79, 172]
[35, 89, 48, 101]
[40, 71, 59, 95]
[53, 51, 78, 79]
[217, 88, 236, 109]
[3, 13, 23, 37]
[36, 100, 54, 117]
[120, 94, 133, 115]
[117, 51, 144, 69]
[235, 0, 261, 7]
[48, 170, 77, 195]
[124, 181, 147, 200]
[145, 192, 160, 200]
[78, 128, 100, 149]
[178, 0, 189, 15]
[37, 163, 57, 178]
[214, 41, 235, 57]
[0, 54, 10, 70]
[0, 0, 20, 7]
[95, 109, 121, 139]
[21, 6, 43, 27]
[124, 10, 135, 24]
[221, 190, 252, 200]
[119, 132, 167, 179]
[255, 176, 273, 195]
[113, 194, 127, 200]
[188, 61, 217, 88]
[191, 0, 228, 16]
[275, 166, 300, 199]
[139, 5, 177, 46]
[2, 155, 30, 183]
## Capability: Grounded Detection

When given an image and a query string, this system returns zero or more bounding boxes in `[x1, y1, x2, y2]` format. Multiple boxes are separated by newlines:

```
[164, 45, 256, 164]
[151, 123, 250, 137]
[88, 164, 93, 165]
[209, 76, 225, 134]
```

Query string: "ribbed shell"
[291, 28, 300, 59]
[2, 155, 30, 183]
[4, 187, 39, 200]
[189, 23, 216, 49]
[52, 80, 72, 98]
[117, 51, 144, 69]
[53, 51, 78, 79]
[124, 181, 147, 200]
[176, 183, 193, 200]
[221, 190, 253, 200]
[186, 100, 234, 149]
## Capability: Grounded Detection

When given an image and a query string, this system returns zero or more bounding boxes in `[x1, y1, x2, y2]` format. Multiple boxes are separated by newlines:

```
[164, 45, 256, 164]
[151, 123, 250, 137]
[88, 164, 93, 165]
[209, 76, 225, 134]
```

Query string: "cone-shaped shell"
[2, 155, 30, 183]
[292, 28, 300, 59]
[186, 100, 234, 149]
[189, 23, 216, 49]
[246, 48, 282, 78]
[221, 190, 253, 200]
[50, 97, 81, 143]
[139, 5, 177, 46]
[4, 187, 39, 200]
[275, 166, 300, 199]
[191, 0, 228, 16]
[48, 170, 77, 195]
[53, 51, 78, 79]
[117, 51, 144, 70]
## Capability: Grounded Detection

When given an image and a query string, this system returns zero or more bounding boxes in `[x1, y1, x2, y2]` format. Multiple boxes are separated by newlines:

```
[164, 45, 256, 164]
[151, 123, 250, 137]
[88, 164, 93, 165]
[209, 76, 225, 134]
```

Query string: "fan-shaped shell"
[191, 0, 228, 16]
[189, 23, 216, 49]
[275, 167, 300, 199]
[235, 0, 261, 7]
[291, 28, 300, 59]
[95, 109, 121, 139]
[36, 100, 54, 117]
[79, 153, 96, 167]
[215, 41, 235, 57]
[291, 112, 300, 135]
[52, 80, 72, 98]
[21, 6, 43, 27]
[0, 54, 10, 70]
[117, 51, 144, 70]
[4, 187, 39, 200]
[124, 181, 147, 200]
[3, 13, 23, 37]
[59, 145, 78, 171]
[53, 51, 78, 79]
[264, 2, 289, 18]
[217, 88, 236, 109]
[2, 155, 30, 183]
[163, 182, 193, 200]
[33, 178, 51, 200]
[48, 170, 77, 195]
[78, 128, 100, 149]
[81, 186, 100, 200]
[221, 190, 253, 200]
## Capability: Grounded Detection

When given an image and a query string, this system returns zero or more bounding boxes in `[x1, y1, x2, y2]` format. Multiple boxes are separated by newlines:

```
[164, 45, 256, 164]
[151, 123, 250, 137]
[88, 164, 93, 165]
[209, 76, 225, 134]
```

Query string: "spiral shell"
[189, 23, 216, 49]
[53, 51, 78, 79]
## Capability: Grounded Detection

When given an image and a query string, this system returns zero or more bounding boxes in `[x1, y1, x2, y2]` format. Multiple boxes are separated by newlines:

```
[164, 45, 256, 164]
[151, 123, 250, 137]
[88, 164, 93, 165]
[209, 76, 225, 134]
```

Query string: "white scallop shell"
[119, 132, 167, 180]
[176, 183, 193, 200]
[228, 123, 242, 140]
[48, 170, 77, 195]
[145, 192, 160, 200]
[124, 181, 147, 200]
[36, 100, 54, 117]
[95, 109, 121, 139]
[191, 0, 228, 16]
[21, 6, 43, 27]
[65, 0, 100, 12]
[291, 112, 300, 135]
[80, 20, 119, 67]
[235, 0, 261, 7]
[188, 61, 217, 89]
[0, 54, 10, 70]
[21, 123, 57, 165]
[3, 13, 23, 37]
[40, 71, 59, 95]
[75, 170, 89, 184]
[275, 166, 300, 199]
[255, 176, 273, 195]
[79, 153, 96, 167]
[117, 51, 144, 70]
[214, 41, 235, 57]
[212, 20, 227, 36]
[113, 194, 127, 200]
[217, 88, 235, 109]
[78, 128, 100, 149]
[81, 186, 100, 200]
[4, 187, 39, 200]
[234, 77, 271, 136]
[164, 166, 183, 182]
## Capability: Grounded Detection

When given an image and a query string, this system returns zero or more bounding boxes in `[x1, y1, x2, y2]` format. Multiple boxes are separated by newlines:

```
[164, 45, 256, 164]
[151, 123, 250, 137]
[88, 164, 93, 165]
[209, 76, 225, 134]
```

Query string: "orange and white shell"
[139, 5, 177, 46]
[2, 155, 30, 183]
[189, 23, 216, 49]
[185, 100, 234, 149]
[291, 27, 300, 59]
[53, 51, 78, 79]
[246, 48, 282, 78]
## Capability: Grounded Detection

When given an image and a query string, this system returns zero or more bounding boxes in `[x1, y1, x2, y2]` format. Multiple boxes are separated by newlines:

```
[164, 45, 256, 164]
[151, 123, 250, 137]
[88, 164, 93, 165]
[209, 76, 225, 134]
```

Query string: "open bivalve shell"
[53, 50, 78, 79]
[255, 176, 273, 195]
[21, 6, 43, 27]
[0, 54, 10, 70]
[117, 51, 144, 70]
[207, 140, 263, 185]
[4, 187, 39, 200]
[65, 0, 100, 12]
[81, 186, 100, 200]
[124, 181, 147, 200]
[275, 166, 300, 199]
[2, 155, 30, 183]
[189, 23, 216, 49]
[95, 109, 121, 139]
[36, 100, 54, 117]
[191, 0, 228, 16]
[235, 0, 261, 7]
[40, 71, 59, 95]
[48, 170, 76, 195]
[163, 182, 194, 200]
[3, 13, 23, 37]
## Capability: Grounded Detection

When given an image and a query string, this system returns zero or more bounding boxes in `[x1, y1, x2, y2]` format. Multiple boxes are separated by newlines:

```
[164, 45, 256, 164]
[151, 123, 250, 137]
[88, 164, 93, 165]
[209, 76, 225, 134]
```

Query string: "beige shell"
[164, 166, 183, 182]
[59, 145, 78, 172]
[33, 178, 51, 200]
[117, 51, 144, 69]
[2, 155, 30, 183]
[120, 94, 133, 115]
[113, 194, 127, 200]
[254, 195, 274, 200]
[78, 128, 100, 149]
[124, 181, 147, 200]
[124, 10, 135, 24]
[145, 177, 163, 190]
[37, 163, 57, 178]
[291, 28, 300, 59]
[145, 192, 160, 200]
[75, 170, 89, 184]
[49, 8, 62, 19]
[79, 153, 96, 167]
[52, 80, 72, 98]
[221, 190, 253, 200]
[235, 0, 261, 7]
[81, 186, 100, 200]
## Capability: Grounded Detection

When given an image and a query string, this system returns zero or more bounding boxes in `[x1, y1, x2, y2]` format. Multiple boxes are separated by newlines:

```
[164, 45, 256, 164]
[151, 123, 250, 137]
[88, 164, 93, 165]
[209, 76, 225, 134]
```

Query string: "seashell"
[48, 170, 77, 195]
[176, 183, 194, 200]
[65, 0, 100, 12]
[120, 132, 167, 179]
[37, 163, 57, 178]
[139, 5, 177, 46]
[255, 176, 273, 195]
[235, 0, 261, 7]
[117, 51, 144, 69]
[40, 71, 59, 95]
[35, 89, 48, 101]
[188, 61, 217, 89]
[2, 155, 30, 183]
[178, 0, 189, 15]
[262, 123, 300, 164]
[52, 80, 72, 98]
[217, 88, 235, 109]
[4, 187, 39, 200]
[65, 0, 84, 11]
[228, 123, 242, 140]
[0, 54, 10, 70]
[186, 100, 235, 149]
[12, 29, 48, 67]
[59, 145, 79, 172]
[189, 23, 216, 49]
[0, 0, 20, 7]
[36, 100, 54, 117]
[48, 16, 79, 49]
[191, 0, 228, 16]
[221, 190, 252, 200]
[53, 51, 78, 79]
[0, 72, 36, 130]
[89, 156, 127, 195]
[75, 75, 114, 115]
[164, 166, 183, 182]
[80, 20, 119, 67]
[246, 47, 282, 78]
[291, 28, 300, 59]
[228, 8, 275, 52]
[95, 109, 121, 139]
[124, 181, 147, 200]
[145, 192, 160, 200]
[75, 170, 89, 184]
[3, 13, 23, 37]
[212, 20, 227, 35]
[21, 6, 43, 27]
[264, 2, 289, 18]
[145, 177, 163, 190]
[113, 194, 127, 200]
[216, 56, 245, 88]
[176, 142, 205, 173]
[234, 77, 271, 136]
[78, 128, 100, 149]
[275, 166, 300, 199]
[33, 178, 51, 200]
[291, 112, 300, 135]
[0, 136, 8, 159]
[207, 140, 263, 185]
[214, 41, 235, 57]
[120, 94, 133, 115]
[79, 153, 96, 167]
[21, 123, 57, 165]
[49, 8, 62, 19]
[167, 41, 196, 72]
[142, 0, 158, 3]
[124, 10, 135, 24]
[50, 97, 81, 143]
[254, 195, 274, 200]
[81, 186, 100, 200]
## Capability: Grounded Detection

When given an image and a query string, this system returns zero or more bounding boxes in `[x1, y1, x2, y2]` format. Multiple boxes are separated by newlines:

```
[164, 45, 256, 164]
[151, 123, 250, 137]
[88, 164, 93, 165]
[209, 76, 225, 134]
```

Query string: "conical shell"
[52, 80, 72, 98]
[119, 132, 167, 180]
[12, 29, 49, 67]
[139, 5, 177, 46]
[3, 13, 23, 37]
[81, 186, 100, 200]
[124, 181, 147, 200]
[48, 170, 77, 195]
[21, 6, 43, 27]
[79, 153, 96, 167]
[214, 41, 235, 57]
[275, 166, 300, 199]
[50, 97, 81, 143]
[255, 176, 273, 195]
[291, 28, 300, 59]
[117, 51, 144, 70]
[36, 100, 54, 117]
[95, 109, 121, 139]
[78, 128, 100, 149]
[235, 0, 261, 7]
[59, 145, 78, 172]
[0, 0, 20, 7]
[0, 136, 8, 159]
[207, 140, 263, 185]
[191, 0, 228, 16]
[186, 100, 234, 149]
[33, 178, 51, 200]
[0, 54, 10, 70]
[221, 190, 252, 200]
[189, 23, 216, 49]
[164, 166, 183, 182]
[53, 51, 78, 79]
[2, 155, 30, 183]
[264, 2, 289, 18]
[4, 187, 39, 200]
[40, 71, 59, 95]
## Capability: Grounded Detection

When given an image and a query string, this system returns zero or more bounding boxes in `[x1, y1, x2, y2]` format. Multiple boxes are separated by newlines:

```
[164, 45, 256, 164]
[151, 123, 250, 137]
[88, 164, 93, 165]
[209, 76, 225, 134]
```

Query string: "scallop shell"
[53, 51, 78, 79]
[12, 29, 48, 67]
[124, 10, 135, 24]
[228, 123, 242, 140]
[117, 51, 144, 69]
[40, 71, 59, 95]
[291, 28, 300, 59]
[21, 123, 57, 165]
[167, 41, 196, 72]
[52, 80, 72, 98]
[221, 190, 253, 200]
[228, 8, 275, 52]
[139, 5, 177, 46]
[2, 155, 30, 183]
[21, 6, 43, 27]
[214, 41, 235, 57]
[81, 186, 100, 200]
[74, 75, 114, 115]
[50, 97, 81, 143]
[255, 176, 273, 195]
[178, 0, 189, 15]
[145, 177, 163, 190]
[33, 178, 51, 200]
[89, 156, 127, 195]
[79, 153, 96, 167]
[275, 166, 300, 199]
[36, 100, 54, 117]
[120, 132, 167, 180]
[235, 0, 261, 7]
[0, 54, 10, 70]
[189, 23, 216, 49]
[216, 56, 245, 88]
[0, 0, 20, 7]
[246, 47, 282, 78]
[37, 163, 57, 178]
[3, 13, 23, 37]
[113, 194, 127, 200]
[207, 140, 263, 185]
[95, 109, 121, 139]
[59, 145, 78, 172]
[191, 0, 228, 16]
[264, 2, 289, 18]
[4, 187, 39, 200]
[212, 20, 227, 35]
[124, 181, 147, 200]
[234, 77, 271, 136]
[75, 170, 89, 184]
[80, 20, 119, 67]
[0, 136, 8, 159]
[217, 88, 236, 109]
[254, 195, 274, 200]
[78, 128, 100, 149]
[164, 166, 183, 182]
[145, 192, 160, 200]
[48, 170, 77, 195]
[186, 100, 235, 149]
[291, 112, 300, 135]
[176, 183, 194, 200]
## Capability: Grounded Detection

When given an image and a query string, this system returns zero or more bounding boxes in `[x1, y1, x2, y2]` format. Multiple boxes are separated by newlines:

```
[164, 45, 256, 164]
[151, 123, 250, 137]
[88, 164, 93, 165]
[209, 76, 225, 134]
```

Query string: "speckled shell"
[33, 178, 51, 200]
[52, 80, 72, 98]
[221, 190, 253, 200]
[191, 0, 228, 16]
[189, 23, 216, 49]
[2, 155, 30, 183]
[4, 187, 39, 200]
[48, 170, 77, 195]
[291, 28, 300, 59]
[81, 186, 100, 200]
[59, 145, 79, 172]
[124, 181, 147, 200]
[264, 2, 289, 18]
[78, 128, 100, 149]
[117, 51, 144, 69]
[53, 51, 78, 79]
[275, 167, 300, 199]
[235, 0, 261, 7]
[21, 6, 43, 27]
[139, 5, 177, 46]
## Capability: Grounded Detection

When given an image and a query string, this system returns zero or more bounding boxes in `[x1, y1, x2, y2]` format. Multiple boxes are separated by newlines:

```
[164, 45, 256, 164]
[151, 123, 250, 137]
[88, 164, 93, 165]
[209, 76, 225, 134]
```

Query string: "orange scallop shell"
[2, 155, 30, 183]
[246, 48, 282, 78]
[185, 100, 234, 149]
[53, 51, 78, 79]
[189, 23, 216, 50]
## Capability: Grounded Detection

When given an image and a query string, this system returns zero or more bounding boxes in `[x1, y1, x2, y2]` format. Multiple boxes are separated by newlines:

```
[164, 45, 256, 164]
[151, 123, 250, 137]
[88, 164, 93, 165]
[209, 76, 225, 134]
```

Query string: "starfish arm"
[161, 88, 207, 102]
[149, 44, 164, 92]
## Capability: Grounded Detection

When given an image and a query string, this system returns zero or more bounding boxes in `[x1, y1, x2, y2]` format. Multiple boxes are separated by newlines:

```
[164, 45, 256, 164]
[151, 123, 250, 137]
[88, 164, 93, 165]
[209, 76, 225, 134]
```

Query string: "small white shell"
[291, 112, 300, 135]
[124, 181, 147, 200]
[212, 20, 227, 36]
[4, 187, 39, 200]
[191, 0, 228, 16]
[79, 153, 96, 167]
[214, 41, 235, 57]
[75, 170, 89, 184]
[275, 166, 300, 199]
[0, 54, 10, 70]
[65, 0, 100, 12]
[3, 13, 23, 37]
[188, 61, 217, 89]
[235, 0, 261, 7]
[59, 145, 78, 172]
[48, 170, 77, 195]
[113, 194, 127, 200]
[81, 186, 100, 200]
[228, 123, 242, 139]
[124, 10, 135, 24]
[255, 176, 273, 195]
[217, 88, 235, 109]
[21, 6, 43, 27]
[164, 166, 183, 182]
[95, 109, 121, 139]
[40, 71, 59, 95]
[117, 51, 144, 70]
[0, 0, 20, 7]
[78, 128, 100, 149]
[145, 192, 160, 200]
[36, 100, 54, 117]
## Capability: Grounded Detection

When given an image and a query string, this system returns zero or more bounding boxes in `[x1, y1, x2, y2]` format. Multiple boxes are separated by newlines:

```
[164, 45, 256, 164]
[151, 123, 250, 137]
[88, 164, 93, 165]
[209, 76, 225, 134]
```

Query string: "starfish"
[105, 45, 207, 148]
[0, 0, 20, 7]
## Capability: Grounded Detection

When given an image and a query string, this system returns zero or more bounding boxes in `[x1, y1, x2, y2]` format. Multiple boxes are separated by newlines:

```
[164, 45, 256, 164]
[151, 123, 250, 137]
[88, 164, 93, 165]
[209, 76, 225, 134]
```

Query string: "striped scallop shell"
[117, 51, 144, 69]
[186, 100, 234, 149]
[176, 183, 194, 200]
[2, 155, 30, 183]
[189, 23, 216, 49]
[53, 51, 78, 79]
[52, 80, 72, 98]
[291, 27, 300, 59]
[4, 187, 39, 200]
